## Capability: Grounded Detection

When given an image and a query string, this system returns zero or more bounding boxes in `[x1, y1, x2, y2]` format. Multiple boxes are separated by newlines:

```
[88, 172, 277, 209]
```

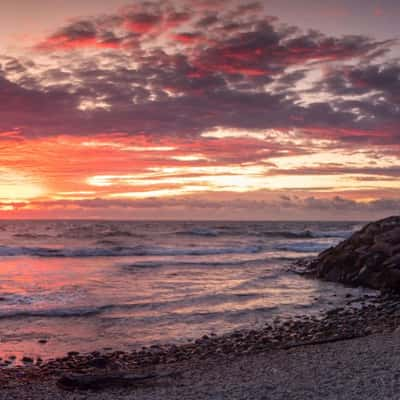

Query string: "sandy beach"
[1, 292, 400, 399]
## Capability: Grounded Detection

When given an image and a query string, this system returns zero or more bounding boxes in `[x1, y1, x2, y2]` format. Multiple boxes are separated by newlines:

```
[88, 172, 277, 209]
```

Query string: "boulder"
[306, 216, 400, 290]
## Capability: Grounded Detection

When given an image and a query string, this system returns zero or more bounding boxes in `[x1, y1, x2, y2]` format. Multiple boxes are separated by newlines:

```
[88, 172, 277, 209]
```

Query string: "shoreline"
[1, 290, 400, 397]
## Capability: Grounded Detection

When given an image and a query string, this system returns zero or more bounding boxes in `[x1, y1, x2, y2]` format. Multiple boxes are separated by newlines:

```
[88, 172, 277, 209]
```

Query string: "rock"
[306, 216, 400, 290]
[87, 356, 109, 369]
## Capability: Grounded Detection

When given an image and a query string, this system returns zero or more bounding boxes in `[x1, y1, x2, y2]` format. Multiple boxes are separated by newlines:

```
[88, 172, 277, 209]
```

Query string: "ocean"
[0, 220, 374, 361]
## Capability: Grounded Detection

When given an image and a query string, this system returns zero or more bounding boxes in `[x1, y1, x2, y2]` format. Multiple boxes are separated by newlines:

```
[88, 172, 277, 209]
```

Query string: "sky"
[0, 0, 400, 220]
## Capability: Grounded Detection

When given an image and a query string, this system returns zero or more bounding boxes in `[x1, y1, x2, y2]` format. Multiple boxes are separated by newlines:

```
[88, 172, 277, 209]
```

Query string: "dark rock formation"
[306, 216, 400, 290]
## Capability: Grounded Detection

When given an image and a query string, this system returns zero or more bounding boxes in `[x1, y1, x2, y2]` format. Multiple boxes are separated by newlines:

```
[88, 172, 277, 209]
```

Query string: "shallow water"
[0, 220, 374, 362]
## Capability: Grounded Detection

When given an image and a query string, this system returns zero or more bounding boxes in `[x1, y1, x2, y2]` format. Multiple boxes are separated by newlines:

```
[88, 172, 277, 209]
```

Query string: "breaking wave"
[175, 227, 353, 240]
[275, 242, 335, 253]
[0, 244, 264, 258]
[176, 228, 220, 237]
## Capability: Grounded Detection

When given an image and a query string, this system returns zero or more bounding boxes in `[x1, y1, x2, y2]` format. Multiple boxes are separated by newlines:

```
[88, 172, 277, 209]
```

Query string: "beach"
[0, 219, 399, 399]
[1, 291, 400, 399]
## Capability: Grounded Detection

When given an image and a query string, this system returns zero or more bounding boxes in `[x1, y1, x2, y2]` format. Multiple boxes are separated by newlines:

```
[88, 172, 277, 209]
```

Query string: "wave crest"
[0, 244, 264, 258]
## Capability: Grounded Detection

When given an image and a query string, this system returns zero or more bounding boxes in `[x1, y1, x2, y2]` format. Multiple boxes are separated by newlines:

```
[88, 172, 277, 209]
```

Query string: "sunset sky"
[1, 0, 400, 220]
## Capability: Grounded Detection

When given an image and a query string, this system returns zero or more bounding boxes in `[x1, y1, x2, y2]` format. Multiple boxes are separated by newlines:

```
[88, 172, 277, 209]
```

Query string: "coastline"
[1, 291, 400, 399]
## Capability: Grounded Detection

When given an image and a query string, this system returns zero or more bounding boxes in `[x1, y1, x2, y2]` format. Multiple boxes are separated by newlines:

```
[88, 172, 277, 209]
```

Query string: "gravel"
[2, 330, 400, 399]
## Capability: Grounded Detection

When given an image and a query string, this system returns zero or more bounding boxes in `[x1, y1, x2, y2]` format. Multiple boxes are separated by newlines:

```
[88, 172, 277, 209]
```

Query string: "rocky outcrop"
[307, 216, 400, 290]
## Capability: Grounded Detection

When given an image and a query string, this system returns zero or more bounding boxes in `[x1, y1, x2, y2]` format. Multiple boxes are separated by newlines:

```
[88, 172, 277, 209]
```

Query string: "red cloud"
[38, 35, 121, 51]
[35, 19, 123, 51]
[191, 30, 391, 78]
[172, 32, 204, 44]
[213, 64, 267, 76]
[12, 0, 398, 153]
[124, 13, 162, 33]
[165, 11, 191, 28]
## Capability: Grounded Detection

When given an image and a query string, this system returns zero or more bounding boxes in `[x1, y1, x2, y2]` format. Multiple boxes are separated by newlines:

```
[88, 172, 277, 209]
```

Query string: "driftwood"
[57, 371, 179, 391]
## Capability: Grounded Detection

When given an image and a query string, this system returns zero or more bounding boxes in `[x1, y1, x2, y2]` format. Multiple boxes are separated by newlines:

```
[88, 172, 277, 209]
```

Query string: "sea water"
[0, 220, 374, 360]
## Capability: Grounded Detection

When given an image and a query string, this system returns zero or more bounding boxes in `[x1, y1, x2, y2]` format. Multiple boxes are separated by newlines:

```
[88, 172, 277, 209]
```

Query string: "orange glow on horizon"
[0, 129, 397, 219]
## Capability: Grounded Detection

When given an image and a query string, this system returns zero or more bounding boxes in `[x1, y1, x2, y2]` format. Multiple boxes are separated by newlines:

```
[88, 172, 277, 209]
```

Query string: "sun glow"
[0, 131, 398, 217]
[0, 169, 44, 201]
[81, 141, 176, 152]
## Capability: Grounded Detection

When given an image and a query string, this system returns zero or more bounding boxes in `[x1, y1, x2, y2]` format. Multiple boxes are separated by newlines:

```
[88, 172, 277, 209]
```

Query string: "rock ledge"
[306, 216, 400, 290]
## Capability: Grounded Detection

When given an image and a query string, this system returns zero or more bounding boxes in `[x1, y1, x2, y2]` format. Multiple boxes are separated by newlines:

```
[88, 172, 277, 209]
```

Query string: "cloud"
[37, 19, 124, 51]
[124, 11, 163, 33]
[0, 0, 394, 145]
[0, 0, 400, 220]
[195, 27, 389, 78]
[345, 63, 400, 103]
[3, 193, 400, 221]
[171, 32, 205, 44]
